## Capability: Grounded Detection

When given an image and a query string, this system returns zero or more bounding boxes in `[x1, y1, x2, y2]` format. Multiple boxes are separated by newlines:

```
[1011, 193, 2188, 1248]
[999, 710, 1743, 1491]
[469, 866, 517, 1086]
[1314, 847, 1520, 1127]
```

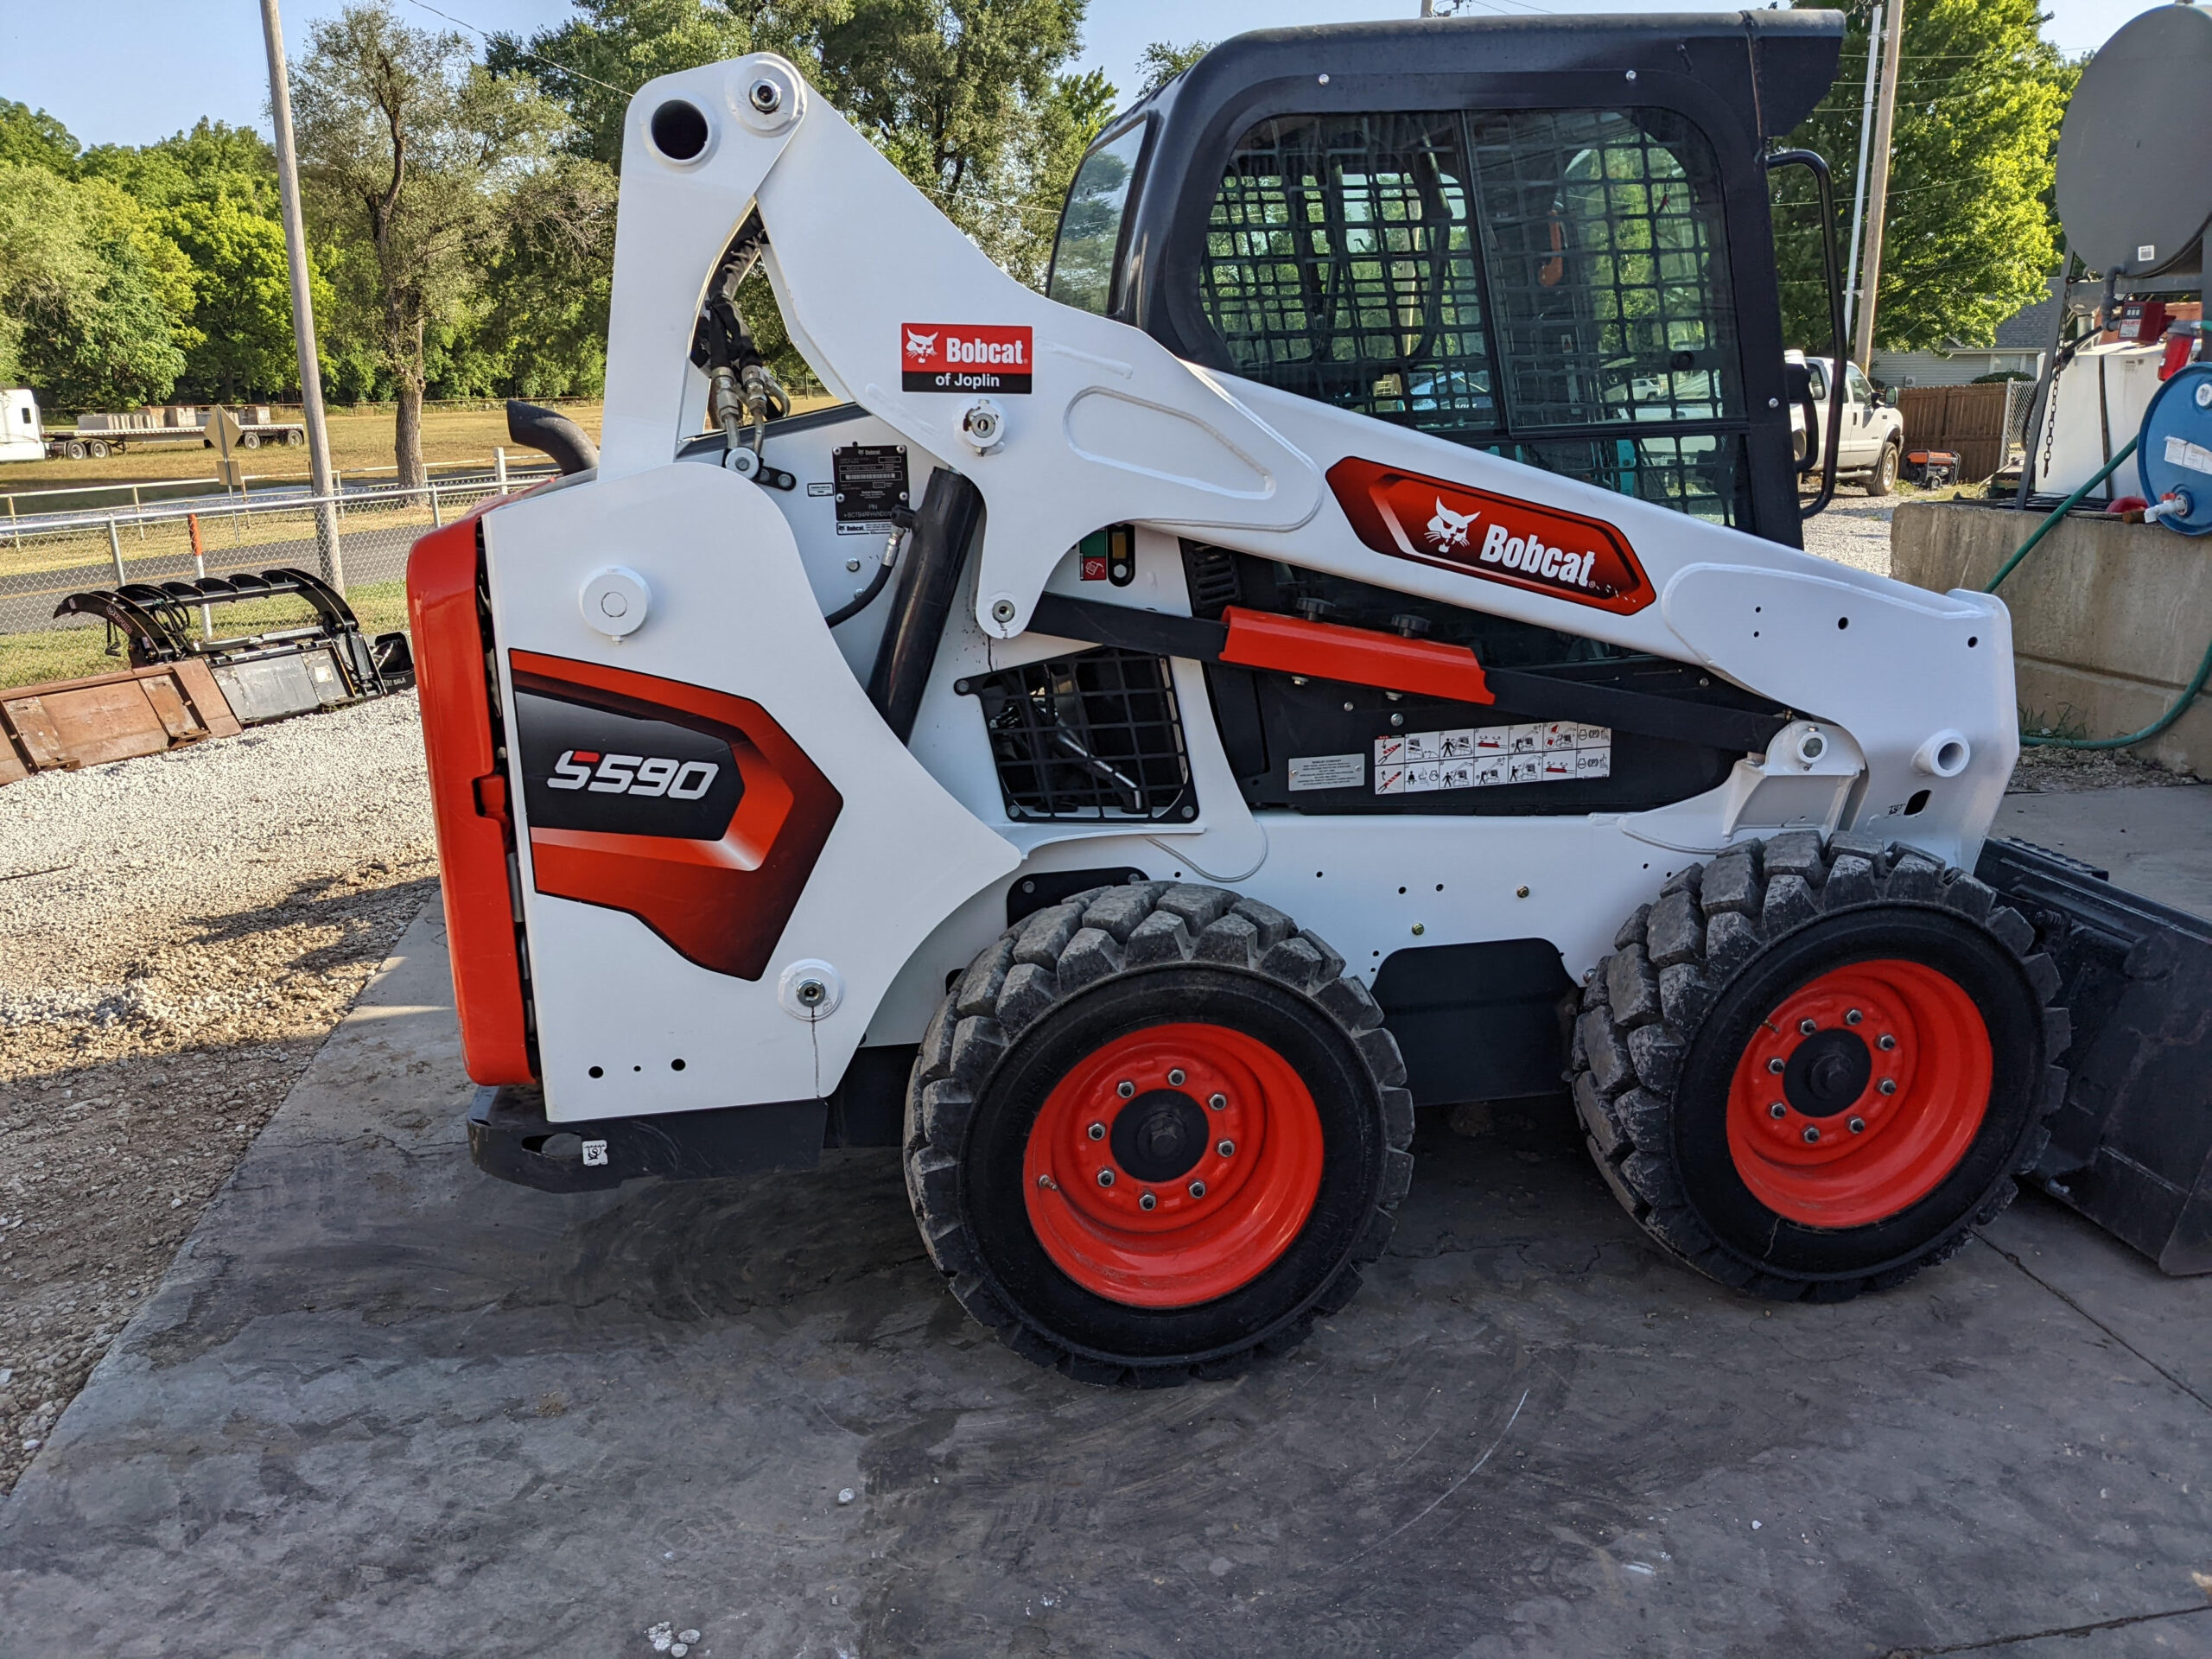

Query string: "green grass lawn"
[0, 580, 410, 693]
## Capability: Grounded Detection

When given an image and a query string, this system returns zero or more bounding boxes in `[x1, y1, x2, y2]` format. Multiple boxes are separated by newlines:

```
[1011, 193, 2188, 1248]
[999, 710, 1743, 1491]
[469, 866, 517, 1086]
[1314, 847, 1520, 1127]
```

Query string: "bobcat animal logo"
[905, 331, 938, 360]
[1426, 497, 1478, 552]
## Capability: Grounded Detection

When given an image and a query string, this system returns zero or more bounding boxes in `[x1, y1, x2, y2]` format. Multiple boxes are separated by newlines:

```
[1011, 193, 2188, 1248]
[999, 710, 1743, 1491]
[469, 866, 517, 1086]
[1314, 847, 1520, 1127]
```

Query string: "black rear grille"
[963, 649, 1195, 822]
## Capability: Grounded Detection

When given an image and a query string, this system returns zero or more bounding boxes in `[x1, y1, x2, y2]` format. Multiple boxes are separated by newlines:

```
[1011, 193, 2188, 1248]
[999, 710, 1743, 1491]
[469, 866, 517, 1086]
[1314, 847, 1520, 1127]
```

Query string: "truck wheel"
[1867, 438, 1899, 496]
[285, 429, 304, 447]
[86, 438, 110, 460]
[241, 430, 261, 449]
[1571, 832, 2067, 1302]
[63, 440, 86, 461]
[905, 882, 1414, 1385]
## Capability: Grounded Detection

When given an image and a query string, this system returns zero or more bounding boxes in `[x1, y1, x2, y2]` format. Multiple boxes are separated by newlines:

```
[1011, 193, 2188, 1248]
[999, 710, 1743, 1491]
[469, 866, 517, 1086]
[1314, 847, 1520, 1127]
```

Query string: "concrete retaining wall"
[1891, 502, 2212, 776]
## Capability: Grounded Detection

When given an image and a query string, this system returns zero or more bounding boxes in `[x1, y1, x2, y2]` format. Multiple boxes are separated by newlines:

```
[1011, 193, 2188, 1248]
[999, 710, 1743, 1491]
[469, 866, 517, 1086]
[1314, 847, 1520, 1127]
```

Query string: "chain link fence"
[0, 471, 553, 639]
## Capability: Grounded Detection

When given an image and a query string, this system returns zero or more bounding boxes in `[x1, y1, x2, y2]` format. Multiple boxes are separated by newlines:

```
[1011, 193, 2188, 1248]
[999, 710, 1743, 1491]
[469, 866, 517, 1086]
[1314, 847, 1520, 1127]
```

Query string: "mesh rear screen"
[1199, 106, 1747, 524]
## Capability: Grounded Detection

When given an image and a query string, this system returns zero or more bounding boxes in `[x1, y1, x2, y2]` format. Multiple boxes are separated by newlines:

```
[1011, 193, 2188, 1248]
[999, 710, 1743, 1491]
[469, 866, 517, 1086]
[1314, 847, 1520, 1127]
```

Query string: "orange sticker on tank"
[1326, 456, 1653, 614]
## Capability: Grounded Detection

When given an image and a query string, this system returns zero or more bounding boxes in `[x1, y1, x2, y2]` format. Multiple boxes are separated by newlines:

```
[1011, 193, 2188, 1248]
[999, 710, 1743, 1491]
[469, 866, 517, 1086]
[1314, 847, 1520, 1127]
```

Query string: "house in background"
[1870, 297, 2054, 390]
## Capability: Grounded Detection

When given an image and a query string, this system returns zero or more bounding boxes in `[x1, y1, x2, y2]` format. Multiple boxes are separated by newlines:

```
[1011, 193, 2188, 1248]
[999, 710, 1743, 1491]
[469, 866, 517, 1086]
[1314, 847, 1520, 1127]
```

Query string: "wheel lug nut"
[1845, 1008, 1863, 1026]
[1802, 1125, 1821, 1143]
[1037, 1173, 1058, 1190]
[1878, 1077, 1897, 1095]
[1140, 1191, 1156, 1211]
[1217, 1139, 1236, 1157]
[1167, 1068, 1186, 1087]
[1188, 1180, 1206, 1198]
[1848, 1116, 1866, 1134]
[1769, 1102, 1787, 1120]
[1877, 1034, 1896, 1051]
[1097, 1168, 1115, 1186]
[1208, 1093, 1227, 1110]
[1799, 1018, 1818, 1036]
[1768, 1058, 1785, 1075]
[1116, 1080, 1135, 1098]
[1087, 1122, 1104, 1141]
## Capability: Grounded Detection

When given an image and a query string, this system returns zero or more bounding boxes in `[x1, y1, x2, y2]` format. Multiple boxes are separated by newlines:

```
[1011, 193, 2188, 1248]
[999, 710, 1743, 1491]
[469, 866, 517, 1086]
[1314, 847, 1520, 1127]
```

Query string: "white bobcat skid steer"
[410, 14, 2212, 1387]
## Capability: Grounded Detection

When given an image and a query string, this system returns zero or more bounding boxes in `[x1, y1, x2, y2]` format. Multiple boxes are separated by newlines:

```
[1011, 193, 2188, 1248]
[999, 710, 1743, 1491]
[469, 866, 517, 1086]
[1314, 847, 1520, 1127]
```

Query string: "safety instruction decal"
[902, 324, 1033, 393]
[1374, 722, 1611, 794]
[1287, 753, 1366, 792]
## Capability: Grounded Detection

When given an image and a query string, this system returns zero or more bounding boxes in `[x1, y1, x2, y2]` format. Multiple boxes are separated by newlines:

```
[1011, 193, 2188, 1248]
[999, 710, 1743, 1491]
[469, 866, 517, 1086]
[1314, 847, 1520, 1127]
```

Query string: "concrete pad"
[7, 899, 2212, 1658]
[1996, 785, 2212, 921]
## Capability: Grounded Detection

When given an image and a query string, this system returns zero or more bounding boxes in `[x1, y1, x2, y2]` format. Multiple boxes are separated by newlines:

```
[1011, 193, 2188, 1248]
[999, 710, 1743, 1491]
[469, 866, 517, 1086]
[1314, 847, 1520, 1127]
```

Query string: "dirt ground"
[0, 696, 434, 1496]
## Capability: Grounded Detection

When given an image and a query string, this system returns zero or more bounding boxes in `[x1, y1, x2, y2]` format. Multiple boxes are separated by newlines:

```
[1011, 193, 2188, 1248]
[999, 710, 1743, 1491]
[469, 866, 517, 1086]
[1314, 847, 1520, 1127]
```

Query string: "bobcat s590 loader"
[409, 13, 2212, 1386]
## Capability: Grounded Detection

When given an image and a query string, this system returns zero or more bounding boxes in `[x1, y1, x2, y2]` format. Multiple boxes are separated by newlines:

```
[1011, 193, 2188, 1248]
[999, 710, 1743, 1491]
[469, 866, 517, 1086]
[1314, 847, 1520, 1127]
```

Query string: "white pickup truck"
[1788, 352, 1906, 495]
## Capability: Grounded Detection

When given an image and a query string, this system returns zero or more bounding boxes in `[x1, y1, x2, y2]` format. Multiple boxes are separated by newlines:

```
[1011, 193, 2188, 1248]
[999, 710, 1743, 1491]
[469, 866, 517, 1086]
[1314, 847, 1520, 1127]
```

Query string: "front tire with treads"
[1570, 830, 2069, 1301]
[904, 881, 1414, 1386]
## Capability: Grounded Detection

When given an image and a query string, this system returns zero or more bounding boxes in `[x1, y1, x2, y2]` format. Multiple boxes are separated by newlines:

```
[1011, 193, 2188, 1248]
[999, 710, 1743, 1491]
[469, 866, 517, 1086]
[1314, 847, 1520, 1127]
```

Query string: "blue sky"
[2, 0, 2158, 150]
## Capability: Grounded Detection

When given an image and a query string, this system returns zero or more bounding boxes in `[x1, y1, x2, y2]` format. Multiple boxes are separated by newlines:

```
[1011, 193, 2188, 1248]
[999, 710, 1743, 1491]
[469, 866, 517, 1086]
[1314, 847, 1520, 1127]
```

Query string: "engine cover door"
[483, 461, 1018, 1121]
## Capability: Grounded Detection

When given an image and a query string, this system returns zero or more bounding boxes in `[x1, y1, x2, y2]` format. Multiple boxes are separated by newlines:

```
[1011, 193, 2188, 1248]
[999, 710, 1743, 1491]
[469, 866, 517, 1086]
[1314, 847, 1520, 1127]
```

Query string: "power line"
[390, 0, 636, 99]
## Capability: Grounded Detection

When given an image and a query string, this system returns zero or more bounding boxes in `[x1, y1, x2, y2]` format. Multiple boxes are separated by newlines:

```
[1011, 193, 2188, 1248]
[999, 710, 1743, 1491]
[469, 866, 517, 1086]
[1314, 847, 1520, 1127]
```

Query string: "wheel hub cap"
[1726, 958, 1993, 1228]
[1022, 1022, 1325, 1308]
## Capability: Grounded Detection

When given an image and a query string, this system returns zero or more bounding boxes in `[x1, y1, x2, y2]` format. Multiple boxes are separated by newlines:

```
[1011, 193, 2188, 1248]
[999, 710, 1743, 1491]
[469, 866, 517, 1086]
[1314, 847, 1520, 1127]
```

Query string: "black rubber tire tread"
[903, 880, 1414, 1387]
[1568, 830, 2069, 1302]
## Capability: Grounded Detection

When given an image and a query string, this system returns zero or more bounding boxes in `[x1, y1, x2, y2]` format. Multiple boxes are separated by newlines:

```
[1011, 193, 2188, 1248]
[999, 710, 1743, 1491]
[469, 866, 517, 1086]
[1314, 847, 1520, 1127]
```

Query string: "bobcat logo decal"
[905, 331, 938, 360]
[1426, 498, 1478, 553]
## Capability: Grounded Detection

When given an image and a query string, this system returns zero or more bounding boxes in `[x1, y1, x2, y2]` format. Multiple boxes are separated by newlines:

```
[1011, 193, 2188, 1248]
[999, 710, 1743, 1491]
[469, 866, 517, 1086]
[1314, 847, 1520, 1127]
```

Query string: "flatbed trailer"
[48, 423, 306, 461]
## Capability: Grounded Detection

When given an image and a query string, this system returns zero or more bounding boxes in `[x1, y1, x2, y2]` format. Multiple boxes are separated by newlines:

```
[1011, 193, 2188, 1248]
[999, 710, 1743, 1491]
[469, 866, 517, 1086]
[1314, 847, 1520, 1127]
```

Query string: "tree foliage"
[294, 3, 574, 482]
[1136, 39, 1211, 97]
[0, 100, 81, 176]
[0, 163, 196, 407]
[1775, 0, 2075, 353]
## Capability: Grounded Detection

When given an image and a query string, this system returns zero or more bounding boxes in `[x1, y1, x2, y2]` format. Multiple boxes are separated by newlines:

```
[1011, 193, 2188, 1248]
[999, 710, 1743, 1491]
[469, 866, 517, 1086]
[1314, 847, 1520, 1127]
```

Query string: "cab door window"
[1049, 122, 1149, 315]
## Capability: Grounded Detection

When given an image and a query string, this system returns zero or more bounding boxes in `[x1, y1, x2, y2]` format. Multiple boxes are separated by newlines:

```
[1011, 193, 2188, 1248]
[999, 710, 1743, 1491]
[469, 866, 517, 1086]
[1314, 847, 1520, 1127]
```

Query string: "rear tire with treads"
[904, 881, 1414, 1386]
[1569, 830, 2069, 1301]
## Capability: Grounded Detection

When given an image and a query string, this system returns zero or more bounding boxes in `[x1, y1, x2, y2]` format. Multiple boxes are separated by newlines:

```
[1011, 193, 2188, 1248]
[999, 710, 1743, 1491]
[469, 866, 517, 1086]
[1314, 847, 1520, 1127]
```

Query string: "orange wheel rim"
[1022, 1022, 1325, 1308]
[1726, 958, 1993, 1228]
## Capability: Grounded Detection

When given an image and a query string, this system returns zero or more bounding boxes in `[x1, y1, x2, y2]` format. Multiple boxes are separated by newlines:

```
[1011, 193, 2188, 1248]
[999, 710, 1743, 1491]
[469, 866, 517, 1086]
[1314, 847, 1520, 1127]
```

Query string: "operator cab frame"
[1048, 11, 1843, 549]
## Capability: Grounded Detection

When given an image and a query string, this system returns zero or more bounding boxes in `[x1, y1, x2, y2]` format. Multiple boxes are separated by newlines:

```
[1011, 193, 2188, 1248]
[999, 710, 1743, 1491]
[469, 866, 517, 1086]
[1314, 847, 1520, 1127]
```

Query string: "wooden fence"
[1896, 384, 2024, 482]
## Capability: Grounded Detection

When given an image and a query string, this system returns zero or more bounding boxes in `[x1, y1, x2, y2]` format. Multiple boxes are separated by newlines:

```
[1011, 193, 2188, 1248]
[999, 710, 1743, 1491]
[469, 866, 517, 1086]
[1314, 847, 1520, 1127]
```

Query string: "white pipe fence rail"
[0, 468, 555, 639]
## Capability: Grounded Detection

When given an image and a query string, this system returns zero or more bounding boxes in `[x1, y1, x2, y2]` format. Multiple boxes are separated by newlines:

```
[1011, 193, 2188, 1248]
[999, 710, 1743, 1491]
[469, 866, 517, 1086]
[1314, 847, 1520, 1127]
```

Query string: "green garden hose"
[1976, 435, 2212, 750]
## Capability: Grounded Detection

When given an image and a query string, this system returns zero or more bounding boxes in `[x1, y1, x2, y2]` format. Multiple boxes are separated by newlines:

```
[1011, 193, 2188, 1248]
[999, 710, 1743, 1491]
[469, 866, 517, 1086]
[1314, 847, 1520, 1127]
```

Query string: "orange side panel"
[407, 514, 536, 1084]
[1219, 606, 1495, 706]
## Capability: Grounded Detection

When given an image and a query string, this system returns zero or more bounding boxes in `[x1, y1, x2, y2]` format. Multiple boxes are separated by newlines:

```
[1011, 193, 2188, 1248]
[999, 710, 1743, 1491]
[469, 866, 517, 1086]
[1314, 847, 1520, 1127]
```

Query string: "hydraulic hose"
[1982, 435, 2138, 594]
[1975, 434, 2211, 749]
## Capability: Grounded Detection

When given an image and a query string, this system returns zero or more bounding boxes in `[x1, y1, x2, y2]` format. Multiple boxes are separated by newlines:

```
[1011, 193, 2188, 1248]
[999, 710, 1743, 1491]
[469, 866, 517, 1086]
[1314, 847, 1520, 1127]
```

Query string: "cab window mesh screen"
[1201, 114, 1495, 432]
[1468, 108, 1741, 432]
[1198, 106, 1745, 524]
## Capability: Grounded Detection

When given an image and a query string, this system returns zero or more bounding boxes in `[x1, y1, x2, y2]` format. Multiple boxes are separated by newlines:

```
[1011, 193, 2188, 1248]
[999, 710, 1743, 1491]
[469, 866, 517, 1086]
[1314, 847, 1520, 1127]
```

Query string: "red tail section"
[407, 515, 536, 1084]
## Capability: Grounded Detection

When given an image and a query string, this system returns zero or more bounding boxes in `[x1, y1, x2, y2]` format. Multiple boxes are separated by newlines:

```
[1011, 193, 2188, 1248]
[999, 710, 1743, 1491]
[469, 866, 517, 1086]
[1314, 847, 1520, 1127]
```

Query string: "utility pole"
[1851, 0, 1905, 372]
[1843, 3, 1883, 346]
[257, 0, 344, 592]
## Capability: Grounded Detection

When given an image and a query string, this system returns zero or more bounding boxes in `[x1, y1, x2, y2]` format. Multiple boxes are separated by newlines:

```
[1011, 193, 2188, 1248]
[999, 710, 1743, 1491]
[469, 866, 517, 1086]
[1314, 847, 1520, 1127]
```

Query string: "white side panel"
[483, 463, 1017, 1121]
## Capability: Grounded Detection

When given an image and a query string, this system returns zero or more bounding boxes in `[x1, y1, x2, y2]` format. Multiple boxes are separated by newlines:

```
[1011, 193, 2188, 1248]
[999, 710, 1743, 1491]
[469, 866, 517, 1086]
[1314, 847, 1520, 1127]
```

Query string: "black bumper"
[467, 1085, 825, 1193]
[1978, 836, 2212, 1275]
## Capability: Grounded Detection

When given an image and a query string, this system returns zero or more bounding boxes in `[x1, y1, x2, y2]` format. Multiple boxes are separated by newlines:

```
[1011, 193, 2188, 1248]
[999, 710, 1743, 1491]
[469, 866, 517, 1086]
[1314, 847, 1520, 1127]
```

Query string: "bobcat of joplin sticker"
[1326, 456, 1653, 614]
[902, 324, 1033, 394]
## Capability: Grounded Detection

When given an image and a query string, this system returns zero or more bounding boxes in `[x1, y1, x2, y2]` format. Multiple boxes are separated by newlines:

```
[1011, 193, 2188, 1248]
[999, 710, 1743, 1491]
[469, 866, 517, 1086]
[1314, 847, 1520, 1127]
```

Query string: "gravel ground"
[1799, 486, 1904, 575]
[0, 693, 433, 1495]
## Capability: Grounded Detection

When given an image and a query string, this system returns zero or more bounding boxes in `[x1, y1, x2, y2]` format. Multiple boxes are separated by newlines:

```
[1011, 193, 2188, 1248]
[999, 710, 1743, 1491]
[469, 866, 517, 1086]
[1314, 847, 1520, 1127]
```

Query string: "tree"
[487, 0, 761, 168]
[83, 121, 281, 218]
[479, 154, 620, 396]
[293, 3, 569, 484]
[1135, 39, 1211, 96]
[162, 195, 330, 400]
[0, 164, 196, 408]
[0, 100, 79, 175]
[1774, 0, 2075, 353]
[807, 0, 1109, 285]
